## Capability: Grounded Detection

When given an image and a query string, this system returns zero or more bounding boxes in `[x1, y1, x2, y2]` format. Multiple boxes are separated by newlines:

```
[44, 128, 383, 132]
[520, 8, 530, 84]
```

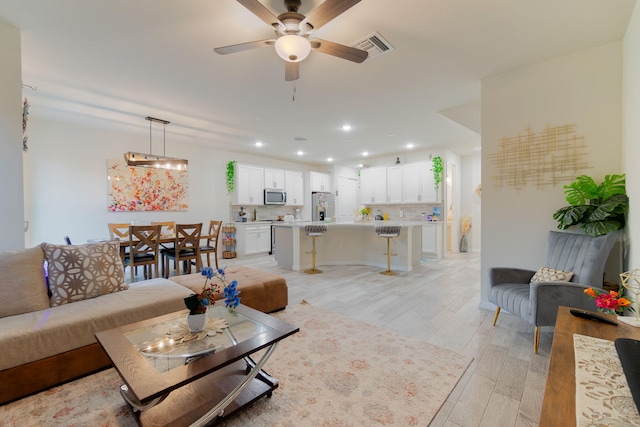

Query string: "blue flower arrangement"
[184, 266, 241, 315]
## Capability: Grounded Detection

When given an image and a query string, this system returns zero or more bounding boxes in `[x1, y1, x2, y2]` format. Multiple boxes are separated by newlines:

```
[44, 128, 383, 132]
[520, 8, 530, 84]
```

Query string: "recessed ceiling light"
[255, 141, 263, 147]
[327, 157, 334, 162]
[297, 150, 304, 156]
[341, 124, 352, 132]
[362, 151, 369, 156]
[406, 143, 415, 149]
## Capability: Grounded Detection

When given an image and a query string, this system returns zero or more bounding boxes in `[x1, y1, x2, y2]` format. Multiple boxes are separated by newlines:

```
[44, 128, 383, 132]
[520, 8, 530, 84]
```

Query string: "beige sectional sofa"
[0, 240, 289, 405]
[0, 241, 195, 404]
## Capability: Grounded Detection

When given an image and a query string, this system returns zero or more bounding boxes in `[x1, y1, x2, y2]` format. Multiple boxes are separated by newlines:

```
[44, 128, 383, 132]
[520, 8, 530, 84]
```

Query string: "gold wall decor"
[488, 124, 590, 190]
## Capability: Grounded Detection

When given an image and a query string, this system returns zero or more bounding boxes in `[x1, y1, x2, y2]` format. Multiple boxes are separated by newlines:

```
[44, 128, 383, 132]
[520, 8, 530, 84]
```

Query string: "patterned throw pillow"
[41, 241, 127, 307]
[530, 267, 574, 283]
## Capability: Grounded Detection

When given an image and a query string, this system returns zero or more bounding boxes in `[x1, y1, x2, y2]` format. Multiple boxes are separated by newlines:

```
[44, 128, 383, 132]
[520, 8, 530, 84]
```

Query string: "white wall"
[480, 42, 623, 307]
[623, 2, 640, 269]
[0, 22, 25, 250]
[23, 118, 315, 247]
[461, 153, 481, 252]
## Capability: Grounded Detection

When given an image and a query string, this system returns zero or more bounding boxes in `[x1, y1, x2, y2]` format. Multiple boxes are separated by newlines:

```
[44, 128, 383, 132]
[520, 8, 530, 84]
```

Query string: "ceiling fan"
[214, 0, 368, 81]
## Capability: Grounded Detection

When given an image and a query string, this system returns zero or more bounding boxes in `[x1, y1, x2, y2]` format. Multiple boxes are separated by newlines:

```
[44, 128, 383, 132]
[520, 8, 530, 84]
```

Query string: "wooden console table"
[540, 306, 640, 426]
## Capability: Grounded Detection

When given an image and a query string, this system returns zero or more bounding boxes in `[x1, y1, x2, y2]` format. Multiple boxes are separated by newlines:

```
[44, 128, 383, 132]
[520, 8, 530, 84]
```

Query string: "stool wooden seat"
[304, 225, 327, 274]
[375, 225, 401, 276]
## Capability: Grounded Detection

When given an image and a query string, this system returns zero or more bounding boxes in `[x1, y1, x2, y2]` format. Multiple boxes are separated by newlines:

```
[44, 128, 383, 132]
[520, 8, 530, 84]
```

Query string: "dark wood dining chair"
[200, 220, 223, 270]
[162, 223, 202, 278]
[124, 224, 161, 283]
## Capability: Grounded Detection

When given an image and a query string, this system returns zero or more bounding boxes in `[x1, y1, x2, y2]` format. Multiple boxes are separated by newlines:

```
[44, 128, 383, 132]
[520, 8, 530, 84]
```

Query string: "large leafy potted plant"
[552, 174, 628, 236]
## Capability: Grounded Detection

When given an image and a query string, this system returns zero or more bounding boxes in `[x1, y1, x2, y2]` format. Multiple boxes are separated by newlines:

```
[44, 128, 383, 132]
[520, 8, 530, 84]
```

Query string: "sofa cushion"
[170, 265, 288, 313]
[0, 278, 192, 371]
[0, 246, 50, 318]
[42, 241, 127, 307]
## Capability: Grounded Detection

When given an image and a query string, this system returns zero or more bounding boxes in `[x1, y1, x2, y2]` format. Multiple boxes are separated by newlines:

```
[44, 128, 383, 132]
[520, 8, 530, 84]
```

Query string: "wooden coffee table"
[95, 304, 298, 426]
[540, 306, 640, 426]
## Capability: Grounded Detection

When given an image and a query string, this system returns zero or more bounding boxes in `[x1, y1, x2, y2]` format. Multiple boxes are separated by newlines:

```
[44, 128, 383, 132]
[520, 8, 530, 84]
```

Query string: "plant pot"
[187, 313, 207, 333]
[459, 234, 468, 253]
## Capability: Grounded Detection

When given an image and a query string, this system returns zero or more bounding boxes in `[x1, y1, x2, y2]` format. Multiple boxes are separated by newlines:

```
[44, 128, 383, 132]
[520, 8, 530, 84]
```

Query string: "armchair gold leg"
[492, 306, 501, 326]
[534, 327, 540, 353]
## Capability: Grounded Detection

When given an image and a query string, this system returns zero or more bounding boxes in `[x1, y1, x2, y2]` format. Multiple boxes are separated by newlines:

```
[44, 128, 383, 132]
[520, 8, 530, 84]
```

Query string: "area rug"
[0, 302, 472, 426]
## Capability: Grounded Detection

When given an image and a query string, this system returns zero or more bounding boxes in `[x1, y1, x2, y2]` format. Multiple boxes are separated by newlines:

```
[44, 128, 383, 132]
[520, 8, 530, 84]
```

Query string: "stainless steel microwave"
[264, 188, 286, 205]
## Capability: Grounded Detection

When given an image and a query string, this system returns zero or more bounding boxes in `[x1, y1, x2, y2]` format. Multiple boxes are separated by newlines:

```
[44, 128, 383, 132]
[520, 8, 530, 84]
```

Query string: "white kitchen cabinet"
[237, 224, 271, 256]
[310, 172, 332, 192]
[386, 166, 404, 204]
[403, 162, 437, 203]
[285, 170, 304, 206]
[236, 163, 264, 205]
[360, 167, 387, 204]
[264, 168, 285, 189]
[422, 222, 443, 258]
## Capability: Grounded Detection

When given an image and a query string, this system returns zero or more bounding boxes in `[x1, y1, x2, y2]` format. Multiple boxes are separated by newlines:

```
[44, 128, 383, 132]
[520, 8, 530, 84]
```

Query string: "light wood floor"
[186, 251, 551, 426]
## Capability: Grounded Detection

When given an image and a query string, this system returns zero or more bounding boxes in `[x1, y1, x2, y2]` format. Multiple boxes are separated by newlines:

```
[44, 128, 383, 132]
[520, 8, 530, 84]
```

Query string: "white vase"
[187, 313, 207, 332]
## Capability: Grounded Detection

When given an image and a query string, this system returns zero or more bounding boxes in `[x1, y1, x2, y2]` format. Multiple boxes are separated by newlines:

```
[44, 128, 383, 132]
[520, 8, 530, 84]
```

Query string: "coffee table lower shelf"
[132, 358, 277, 426]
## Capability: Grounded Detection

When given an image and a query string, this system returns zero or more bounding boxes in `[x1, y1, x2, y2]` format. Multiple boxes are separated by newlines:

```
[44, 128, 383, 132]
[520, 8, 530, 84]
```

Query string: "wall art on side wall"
[107, 159, 188, 211]
[488, 124, 591, 190]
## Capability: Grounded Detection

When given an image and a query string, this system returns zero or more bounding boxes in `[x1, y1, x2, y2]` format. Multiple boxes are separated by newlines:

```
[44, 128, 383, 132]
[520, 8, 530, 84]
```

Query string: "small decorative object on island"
[459, 215, 472, 252]
[620, 269, 640, 324]
[360, 205, 371, 220]
[584, 287, 631, 315]
[184, 266, 241, 332]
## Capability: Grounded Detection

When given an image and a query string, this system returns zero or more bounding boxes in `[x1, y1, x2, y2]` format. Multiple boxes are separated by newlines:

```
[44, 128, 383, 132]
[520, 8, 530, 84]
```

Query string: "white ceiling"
[0, 0, 635, 167]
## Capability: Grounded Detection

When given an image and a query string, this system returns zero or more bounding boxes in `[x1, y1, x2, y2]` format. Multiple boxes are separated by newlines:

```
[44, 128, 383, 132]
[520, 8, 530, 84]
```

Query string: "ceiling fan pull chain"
[292, 82, 296, 102]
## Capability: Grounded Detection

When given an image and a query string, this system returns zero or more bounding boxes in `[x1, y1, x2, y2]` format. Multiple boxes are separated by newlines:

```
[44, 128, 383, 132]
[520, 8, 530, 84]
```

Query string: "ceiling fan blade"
[310, 39, 368, 63]
[285, 61, 299, 81]
[214, 39, 275, 55]
[237, 0, 285, 32]
[300, 0, 361, 33]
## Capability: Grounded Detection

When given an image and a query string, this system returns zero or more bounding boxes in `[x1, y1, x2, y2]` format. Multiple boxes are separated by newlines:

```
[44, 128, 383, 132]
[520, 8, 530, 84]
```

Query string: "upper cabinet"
[264, 168, 285, 189]
[386, 166, 404, 204]
[360, 167, 387, 204]
[403, 162, 437, 203]
[285, 170, 304, 206]
[360, 162, 438, 205]
[310, 172, 332, 192]
[236, 163, 264, 205]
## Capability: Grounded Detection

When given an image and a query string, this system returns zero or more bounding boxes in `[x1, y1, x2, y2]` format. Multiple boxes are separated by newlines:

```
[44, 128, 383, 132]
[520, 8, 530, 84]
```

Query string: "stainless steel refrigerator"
[312, 192, 335, 221]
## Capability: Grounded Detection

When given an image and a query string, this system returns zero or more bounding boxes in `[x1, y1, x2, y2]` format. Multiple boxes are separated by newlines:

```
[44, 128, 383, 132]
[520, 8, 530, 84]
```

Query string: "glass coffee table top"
[124, 305, 272, 373]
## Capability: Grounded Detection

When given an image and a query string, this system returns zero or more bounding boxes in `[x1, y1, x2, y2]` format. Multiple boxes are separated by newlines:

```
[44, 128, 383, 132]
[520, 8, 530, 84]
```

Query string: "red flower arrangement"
[584, 287, 631, 315]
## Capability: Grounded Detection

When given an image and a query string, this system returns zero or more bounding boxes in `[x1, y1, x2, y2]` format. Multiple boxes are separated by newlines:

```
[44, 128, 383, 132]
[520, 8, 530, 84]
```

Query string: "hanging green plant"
[226, 160, 237, 193]
[431, 156, 444, 190]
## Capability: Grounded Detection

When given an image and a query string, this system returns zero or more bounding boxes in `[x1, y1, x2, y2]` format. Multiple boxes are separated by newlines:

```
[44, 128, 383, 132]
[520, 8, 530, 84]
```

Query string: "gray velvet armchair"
[489, 230, 617, 353]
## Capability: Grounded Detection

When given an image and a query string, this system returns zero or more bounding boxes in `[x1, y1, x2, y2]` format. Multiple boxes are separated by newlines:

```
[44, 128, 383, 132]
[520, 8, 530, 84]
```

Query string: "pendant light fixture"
[124, 116, 188, 171]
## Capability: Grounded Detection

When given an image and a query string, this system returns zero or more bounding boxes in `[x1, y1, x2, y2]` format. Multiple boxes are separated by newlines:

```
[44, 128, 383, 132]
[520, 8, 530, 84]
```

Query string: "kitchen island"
[273, 221, 423, 272]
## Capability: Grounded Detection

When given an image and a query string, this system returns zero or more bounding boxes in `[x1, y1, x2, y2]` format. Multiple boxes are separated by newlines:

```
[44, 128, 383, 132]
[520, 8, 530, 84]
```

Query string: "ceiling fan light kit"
[275, 34, 311, 62]
[215, 0, 369, 81]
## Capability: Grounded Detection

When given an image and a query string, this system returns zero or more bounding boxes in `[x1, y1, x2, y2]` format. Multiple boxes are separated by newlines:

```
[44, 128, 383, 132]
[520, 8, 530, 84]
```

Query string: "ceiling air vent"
[351, 32, 394, 61]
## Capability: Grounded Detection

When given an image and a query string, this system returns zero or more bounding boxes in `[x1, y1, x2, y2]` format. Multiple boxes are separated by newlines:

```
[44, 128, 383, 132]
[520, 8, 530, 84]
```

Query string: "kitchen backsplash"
[366, 204, 444, 221]
[229, 203, 444, 222]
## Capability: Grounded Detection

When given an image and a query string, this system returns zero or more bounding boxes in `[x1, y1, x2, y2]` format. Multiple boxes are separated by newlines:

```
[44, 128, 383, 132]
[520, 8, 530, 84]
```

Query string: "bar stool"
[375, 225, 401, 276]
[304, 225, 327, 274]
